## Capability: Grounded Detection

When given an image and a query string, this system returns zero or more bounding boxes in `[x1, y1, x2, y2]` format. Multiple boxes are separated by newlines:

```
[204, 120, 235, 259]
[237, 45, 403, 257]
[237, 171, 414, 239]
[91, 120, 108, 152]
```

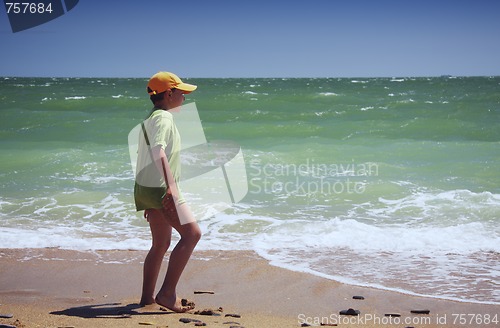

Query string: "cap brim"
[176, 82, 197, 94]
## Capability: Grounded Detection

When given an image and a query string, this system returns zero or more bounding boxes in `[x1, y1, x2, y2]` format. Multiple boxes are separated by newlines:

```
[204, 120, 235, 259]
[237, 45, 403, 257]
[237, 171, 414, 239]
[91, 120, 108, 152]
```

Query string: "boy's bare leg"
[155, 203, 201, 312]
[140, 209, 172, 306]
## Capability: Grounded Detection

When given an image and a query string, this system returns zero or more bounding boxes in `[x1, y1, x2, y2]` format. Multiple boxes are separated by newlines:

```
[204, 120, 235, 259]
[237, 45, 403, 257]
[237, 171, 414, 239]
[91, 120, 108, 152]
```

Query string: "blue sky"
[1, 0, 499, 78]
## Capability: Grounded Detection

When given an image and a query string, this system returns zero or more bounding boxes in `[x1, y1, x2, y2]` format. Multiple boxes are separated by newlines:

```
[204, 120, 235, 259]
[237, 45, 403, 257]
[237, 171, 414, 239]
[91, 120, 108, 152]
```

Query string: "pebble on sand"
[225, 313, 242, 318]
[384, 313, 401, 317]
[339, 308, 360, 316]
[179, 318, 203, 324]
[181, 299, 196, 308]
[410, 309, 430, 314]
[194, 309, 221, 316]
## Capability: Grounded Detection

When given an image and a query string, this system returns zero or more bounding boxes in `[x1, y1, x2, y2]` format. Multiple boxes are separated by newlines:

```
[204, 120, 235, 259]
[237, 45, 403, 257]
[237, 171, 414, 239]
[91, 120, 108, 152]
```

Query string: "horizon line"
[2, 74, 500, 79]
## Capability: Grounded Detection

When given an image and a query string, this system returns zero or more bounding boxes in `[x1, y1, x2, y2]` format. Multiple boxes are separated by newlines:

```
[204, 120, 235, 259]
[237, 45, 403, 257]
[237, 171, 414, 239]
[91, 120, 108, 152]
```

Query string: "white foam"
[252, 217, 498, 254]
[65, 96, 86, 100]
[0, 226, 151, 250]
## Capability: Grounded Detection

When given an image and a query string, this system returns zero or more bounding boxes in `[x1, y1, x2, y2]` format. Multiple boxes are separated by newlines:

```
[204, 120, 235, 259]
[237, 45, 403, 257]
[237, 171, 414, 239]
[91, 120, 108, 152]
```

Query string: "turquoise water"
[0, 76, 499, 303]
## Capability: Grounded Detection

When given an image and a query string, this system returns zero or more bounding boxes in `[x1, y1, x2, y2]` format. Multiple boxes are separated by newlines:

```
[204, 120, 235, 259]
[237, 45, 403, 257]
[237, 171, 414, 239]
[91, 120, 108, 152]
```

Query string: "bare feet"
[155, 294, 195, 313]
[139, 297, 155, 307]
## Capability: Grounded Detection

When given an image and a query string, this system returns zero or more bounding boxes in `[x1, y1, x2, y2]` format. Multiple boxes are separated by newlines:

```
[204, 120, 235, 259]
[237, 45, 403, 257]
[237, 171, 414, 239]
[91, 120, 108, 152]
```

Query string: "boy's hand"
[162, 186, 178, 216]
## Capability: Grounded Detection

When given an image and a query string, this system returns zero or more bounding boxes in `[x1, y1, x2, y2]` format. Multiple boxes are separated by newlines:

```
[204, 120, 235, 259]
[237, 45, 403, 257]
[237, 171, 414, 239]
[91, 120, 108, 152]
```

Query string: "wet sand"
[0, 248, 498, 327]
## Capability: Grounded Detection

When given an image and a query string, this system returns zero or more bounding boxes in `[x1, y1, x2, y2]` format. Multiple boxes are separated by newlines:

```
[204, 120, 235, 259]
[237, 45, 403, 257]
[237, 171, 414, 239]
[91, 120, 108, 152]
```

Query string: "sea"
[0, 76, 499, 305]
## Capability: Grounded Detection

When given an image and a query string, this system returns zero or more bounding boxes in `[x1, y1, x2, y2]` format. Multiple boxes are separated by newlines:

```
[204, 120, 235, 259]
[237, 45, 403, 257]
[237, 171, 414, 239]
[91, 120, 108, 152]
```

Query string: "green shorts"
[134, 182, 165, 211]
[134, 182, 185, 211]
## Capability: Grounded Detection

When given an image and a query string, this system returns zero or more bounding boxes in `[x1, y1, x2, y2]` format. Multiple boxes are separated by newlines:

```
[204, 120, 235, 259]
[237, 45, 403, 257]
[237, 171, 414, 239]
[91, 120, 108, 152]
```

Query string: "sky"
[1, 0, 500, 78]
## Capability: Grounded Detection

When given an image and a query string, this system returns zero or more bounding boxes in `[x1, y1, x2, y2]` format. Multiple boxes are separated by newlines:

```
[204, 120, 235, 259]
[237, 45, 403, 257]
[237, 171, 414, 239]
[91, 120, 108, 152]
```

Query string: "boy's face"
[168, 88, 186, 108]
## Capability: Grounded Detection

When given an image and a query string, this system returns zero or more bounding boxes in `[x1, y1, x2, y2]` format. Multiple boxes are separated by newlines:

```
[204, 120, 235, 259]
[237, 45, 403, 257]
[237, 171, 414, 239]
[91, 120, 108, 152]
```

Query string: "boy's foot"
[155, 294, 195, 313]
[140, 297, 155, 306]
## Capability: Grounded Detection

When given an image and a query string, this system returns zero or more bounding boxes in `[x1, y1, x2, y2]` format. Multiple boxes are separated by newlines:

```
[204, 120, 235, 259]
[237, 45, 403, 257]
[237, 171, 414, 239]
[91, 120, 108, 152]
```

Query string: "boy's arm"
[151, 145, 179, 199]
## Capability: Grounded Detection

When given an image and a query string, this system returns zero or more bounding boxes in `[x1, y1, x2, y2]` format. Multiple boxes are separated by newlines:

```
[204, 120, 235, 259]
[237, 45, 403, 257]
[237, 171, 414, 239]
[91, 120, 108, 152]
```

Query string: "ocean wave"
[252, 215, 498, 254]
[374, 189, 500, 226]
[0, 226, 151, 250]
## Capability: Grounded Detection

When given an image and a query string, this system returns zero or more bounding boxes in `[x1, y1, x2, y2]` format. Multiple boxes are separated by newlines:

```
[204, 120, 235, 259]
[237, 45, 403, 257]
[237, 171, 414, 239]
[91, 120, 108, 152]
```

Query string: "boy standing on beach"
[134, 72, 201, 312]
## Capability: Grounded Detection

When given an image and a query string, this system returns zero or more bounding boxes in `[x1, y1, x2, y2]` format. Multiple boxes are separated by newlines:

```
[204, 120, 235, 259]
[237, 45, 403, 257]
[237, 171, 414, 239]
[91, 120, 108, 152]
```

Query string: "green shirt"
[134, 109, 183, 211]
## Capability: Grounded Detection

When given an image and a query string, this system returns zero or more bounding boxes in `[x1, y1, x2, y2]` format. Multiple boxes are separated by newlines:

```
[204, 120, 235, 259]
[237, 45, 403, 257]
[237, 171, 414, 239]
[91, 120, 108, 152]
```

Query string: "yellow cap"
[147, 71, 197, 95]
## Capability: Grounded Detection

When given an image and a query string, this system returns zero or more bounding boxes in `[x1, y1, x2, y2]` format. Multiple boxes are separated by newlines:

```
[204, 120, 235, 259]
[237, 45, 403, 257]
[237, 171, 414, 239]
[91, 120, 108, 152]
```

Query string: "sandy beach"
[0, 248, 498, 328]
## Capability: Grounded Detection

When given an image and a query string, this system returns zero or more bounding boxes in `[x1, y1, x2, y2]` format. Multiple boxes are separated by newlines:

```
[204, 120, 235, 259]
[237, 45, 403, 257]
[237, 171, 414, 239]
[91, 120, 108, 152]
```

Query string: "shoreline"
[260, 259, 500, 307]
[1, 248, 498, 327]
